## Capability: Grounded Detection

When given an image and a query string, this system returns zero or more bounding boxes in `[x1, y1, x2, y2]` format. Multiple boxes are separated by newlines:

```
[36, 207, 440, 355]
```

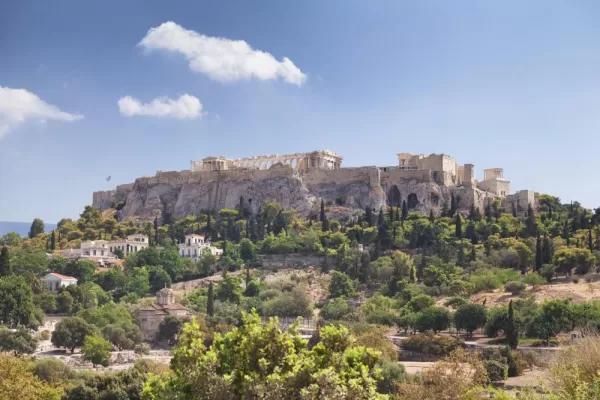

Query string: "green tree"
[158, 315, 185, 342]
[216, 275, 243, 304]
[401, 200, 408, 220]
[239, 238, 257, 264]
[553, 247, 595, 276]
[143, 312, 387, 399]
[0, 354, 63, 400]
[206, 281, 215, 316]
[51, 316, 96, 353]
[414, 307, 452, 333]
[454, 303, 487, 338]
[506, 300, 518, 349]
[56, 291, 74, 314]
[28, 218, 45, 238]
[81, 334, 112, 367]
[455, 214, 463, 239]
[0, 326, 38, 355]
[101, 322, 141, 350]
[0, 246, 10, 277]
[449, 195, 456, 217]
[50, 231, 56, 251]
[535, 235, 542, 271]
[148, 266, 172, 293]
[328, 271, 356, 298]
[0, 276, 37, 327]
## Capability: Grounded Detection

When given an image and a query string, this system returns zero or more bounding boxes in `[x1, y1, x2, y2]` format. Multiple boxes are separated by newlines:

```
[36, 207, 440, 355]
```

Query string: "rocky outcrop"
[93, 166, 457, 222]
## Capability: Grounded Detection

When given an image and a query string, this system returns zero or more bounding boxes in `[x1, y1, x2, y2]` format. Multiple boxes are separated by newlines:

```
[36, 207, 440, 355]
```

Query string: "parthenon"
[190, 149, 343, 172]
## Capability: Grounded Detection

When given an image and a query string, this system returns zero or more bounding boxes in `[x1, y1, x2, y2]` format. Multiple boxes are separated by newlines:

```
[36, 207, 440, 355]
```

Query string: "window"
[93, 250, 96, 256]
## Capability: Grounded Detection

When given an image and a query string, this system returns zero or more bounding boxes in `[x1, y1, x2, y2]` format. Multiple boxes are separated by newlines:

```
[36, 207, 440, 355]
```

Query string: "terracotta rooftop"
[44, 272, 78, 280]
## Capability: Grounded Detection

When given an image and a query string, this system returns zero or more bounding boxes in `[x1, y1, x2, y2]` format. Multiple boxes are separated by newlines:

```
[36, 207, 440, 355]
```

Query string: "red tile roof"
[46, 272, 77, 280]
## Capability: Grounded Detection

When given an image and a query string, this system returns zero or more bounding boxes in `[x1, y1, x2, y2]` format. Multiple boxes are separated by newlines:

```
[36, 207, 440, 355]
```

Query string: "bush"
[402, 333, 464, 356]
[523, 273, 546, 287]
[377, 359, 407, 394]
[263, 288, 312, 318]
[31, 358, 75, 384]
[39, 330, 51, 341]
[134, 343, 150, 355]
[500, 346, 526, 377]
[539, 264, 556, 282]
[320, 298, 351, 321]
[328, 271, 356, 298]
[259, 288, 281, 301]
[484, 359, 508, 381]
[354, 330, 399, 361]
[504, 281, 526, 295]
[444, 296, 468, 309]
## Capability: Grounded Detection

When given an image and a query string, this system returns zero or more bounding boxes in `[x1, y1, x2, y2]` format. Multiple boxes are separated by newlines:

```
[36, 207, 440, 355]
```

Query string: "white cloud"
[138, 21, 306, 86]
[0, 86, 83, 138]
[118, 94, 203, 119]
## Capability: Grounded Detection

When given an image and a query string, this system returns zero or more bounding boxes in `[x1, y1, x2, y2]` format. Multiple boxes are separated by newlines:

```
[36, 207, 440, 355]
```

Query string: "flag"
[106, 176, 111, 182]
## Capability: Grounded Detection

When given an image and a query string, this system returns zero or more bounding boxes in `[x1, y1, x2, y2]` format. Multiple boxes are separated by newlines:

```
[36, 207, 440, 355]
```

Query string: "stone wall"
[259, 253, 324, 269]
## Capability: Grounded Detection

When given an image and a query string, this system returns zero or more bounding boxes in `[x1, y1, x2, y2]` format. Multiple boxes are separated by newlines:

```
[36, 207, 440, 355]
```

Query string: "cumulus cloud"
[118, 94, 203, 119]
[138, 21, 306, 86]
[0, 86, 83, 138]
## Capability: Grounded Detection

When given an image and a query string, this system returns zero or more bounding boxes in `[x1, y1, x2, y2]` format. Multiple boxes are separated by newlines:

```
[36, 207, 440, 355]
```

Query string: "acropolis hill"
[92, 150, 534, 222]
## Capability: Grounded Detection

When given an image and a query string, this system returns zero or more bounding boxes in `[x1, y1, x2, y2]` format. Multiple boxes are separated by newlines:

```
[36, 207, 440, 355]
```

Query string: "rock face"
[93, 166, 459, 222]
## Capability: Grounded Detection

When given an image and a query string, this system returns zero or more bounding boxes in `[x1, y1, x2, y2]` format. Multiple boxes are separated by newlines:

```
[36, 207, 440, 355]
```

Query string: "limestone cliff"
[93, 166, 457, 222]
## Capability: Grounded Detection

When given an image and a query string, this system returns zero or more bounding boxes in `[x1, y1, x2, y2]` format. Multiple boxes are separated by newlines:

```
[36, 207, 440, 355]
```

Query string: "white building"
[41, 272, 78, 293]
[178, 234, 223, 262]
[108, 234, 149, 256]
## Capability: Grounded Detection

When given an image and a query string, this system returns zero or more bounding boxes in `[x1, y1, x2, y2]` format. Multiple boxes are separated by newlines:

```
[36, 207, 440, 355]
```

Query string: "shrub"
[328, 271, 356, 298]
[500, 346, 526, 377]
[402, 333, 464, 356]
[484, 307, 508, 338]
[31, 358, 75, 384]
[259, 288, 281, 301]
[454, 303, 487, 338]
[320, 298, 351, 321]
[573, 278, 580, 284]
[523, 273, 546, 287]
[484, 359, 508, 381]
[263, 288, 312, 318]
[377, 359, 407, 394]
[39, 330, 51, 341]
[539, 264, 556, 282]
[354, 330, 399, 361]
[504, 280, 526, 295]
[134, 343, 150, 355]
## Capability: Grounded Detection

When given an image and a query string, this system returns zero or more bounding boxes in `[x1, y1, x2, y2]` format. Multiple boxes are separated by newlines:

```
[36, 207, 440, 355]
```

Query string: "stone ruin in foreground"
[93, 149, 534, 222]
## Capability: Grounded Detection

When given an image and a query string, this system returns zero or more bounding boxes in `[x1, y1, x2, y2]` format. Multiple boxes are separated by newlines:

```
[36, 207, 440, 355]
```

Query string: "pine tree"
[50, 230, 56, 251]
[455, 214, 463, 239]
[206, 282, 214, 317]
[401, 200, 408, 221]
[507, 300, 518, 349]
[449, 195, 456, 218]
[429, 209, 435, 223]
[0, 246, 10, 277]
[28, 218, 45, 238]
[535, 235, 542, 271]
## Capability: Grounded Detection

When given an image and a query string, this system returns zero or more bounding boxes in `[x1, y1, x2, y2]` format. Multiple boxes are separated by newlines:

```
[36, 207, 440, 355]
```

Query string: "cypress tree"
[466, 222, 478, 244]
[206, 212, 212, 235]
[511, 202, 517, 218]
[0, 246, 10, 277]
[50, 230, 56, 251]
[366, 207, 373, 227]
[395, 207, 400, 222]
[274, 210, 286, 235]
[485, 202, 493, 222]
[542, 236, 554, 265]
[401, 200, 408, 221]
[321, 251, 330, 274]
[455, 214, 463, 239]
[320, 199, 326, 222]
[245, 265, 251, 287]
[535, 235, 542, 271]
[154, 217, 159, 246]
[206, 282, 214, 317]
[239, 196, 245, 218]
[526, 204, 537, 237]
[377, 208, 384, 227]
[429, 209, 435, 223]
[374, 235, 382, 259]
[388, 207, 394, 223]
[507, 300, 518, 349]
[449, 195, 456, 218]
[470, 244, 477, 262]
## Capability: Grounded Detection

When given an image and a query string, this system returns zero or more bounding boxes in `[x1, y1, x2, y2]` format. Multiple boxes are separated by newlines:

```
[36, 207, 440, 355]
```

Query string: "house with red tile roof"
[41, 272, 78, 293]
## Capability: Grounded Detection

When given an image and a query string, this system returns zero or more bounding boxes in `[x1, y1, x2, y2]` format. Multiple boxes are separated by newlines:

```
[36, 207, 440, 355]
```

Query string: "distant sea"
[0, 221, 58, 237]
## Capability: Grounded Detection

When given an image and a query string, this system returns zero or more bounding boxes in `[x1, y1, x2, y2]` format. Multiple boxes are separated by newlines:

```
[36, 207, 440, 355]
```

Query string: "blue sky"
[1, 1, 600, 223]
